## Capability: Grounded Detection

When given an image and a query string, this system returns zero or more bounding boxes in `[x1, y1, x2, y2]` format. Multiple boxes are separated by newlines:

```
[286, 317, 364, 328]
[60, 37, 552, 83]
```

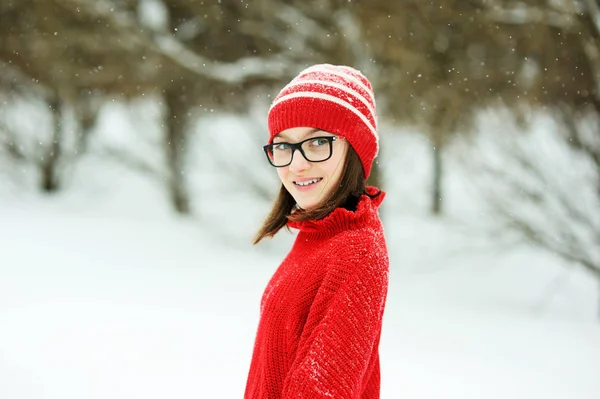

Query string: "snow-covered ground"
[1, 108, 599, 398]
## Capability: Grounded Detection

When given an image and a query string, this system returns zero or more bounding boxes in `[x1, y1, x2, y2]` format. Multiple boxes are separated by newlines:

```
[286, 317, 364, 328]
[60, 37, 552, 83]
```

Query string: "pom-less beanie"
[267, 64, 378, 179]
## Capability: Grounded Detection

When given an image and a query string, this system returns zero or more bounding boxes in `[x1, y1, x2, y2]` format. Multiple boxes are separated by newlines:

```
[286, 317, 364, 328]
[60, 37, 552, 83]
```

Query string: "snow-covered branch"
[483, 2, 575, 28]
[152, 35, 290, 84]
[583, 0, 600, 35]
[60, 0, 295, 85]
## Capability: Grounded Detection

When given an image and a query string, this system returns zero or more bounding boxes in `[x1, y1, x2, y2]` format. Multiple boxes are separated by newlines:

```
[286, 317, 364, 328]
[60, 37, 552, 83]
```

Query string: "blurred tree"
[140, 0, 299, 213]
[0, 0, 299, 209]
[41, 93, 63, 192]
[464, 0, 600, 316]
[0, 72, 79, 193]
[0, 0, 166, 192]
[353, 0, 536, 215]
[463, 105, 600, 317]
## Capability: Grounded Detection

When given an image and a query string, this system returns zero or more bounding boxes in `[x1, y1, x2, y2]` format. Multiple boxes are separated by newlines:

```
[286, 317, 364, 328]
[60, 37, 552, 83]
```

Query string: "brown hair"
[253, 145, 370, 244]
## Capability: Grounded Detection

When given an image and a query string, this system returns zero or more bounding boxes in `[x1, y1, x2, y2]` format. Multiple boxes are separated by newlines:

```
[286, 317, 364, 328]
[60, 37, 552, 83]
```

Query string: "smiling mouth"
[294, 178, 323, 187]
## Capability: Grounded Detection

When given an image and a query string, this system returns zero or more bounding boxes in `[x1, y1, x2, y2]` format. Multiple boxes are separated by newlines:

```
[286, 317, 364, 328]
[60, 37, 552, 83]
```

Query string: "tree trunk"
[163, 89, 190, 214]
[40, 95, 62, 193]
[431, 129, 443, 215]
[74, 96, 99, 155]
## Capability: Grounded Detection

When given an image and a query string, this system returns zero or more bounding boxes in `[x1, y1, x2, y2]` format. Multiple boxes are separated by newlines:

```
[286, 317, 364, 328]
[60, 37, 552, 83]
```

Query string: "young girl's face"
[273, 127, 348, 210]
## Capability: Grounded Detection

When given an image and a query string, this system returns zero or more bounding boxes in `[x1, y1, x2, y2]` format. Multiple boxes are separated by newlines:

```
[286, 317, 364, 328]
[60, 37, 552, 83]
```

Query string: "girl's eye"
[273, 143, 290, 151]
[310, 138, 329, 147]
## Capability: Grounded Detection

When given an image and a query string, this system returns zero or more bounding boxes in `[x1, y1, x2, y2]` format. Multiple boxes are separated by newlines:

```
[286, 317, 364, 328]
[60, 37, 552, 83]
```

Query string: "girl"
[245, 64, 389, 399]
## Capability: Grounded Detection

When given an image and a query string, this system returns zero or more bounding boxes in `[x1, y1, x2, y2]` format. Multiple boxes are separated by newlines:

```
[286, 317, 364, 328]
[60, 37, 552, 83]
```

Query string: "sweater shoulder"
[329, 218, 388, 256]
[323, 222, 389, 279]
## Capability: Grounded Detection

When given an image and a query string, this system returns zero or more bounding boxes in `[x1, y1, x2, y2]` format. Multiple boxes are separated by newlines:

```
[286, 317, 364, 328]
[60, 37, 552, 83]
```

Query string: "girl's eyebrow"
[274, 128, 322, 142]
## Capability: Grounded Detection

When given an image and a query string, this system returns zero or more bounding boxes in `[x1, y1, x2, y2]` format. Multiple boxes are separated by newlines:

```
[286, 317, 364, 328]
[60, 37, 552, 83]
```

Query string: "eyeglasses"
[263, 136, 343, 167]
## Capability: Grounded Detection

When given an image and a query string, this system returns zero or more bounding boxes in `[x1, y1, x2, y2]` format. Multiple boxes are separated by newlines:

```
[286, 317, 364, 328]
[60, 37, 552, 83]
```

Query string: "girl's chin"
[297, 204, 316, 211]
[294, 196, 321, 211]
[288, 184, 329, 210]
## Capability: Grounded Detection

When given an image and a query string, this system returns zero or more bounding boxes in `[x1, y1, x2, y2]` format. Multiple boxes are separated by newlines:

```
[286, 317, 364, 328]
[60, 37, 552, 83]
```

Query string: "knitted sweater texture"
[245, 187, 390, 399]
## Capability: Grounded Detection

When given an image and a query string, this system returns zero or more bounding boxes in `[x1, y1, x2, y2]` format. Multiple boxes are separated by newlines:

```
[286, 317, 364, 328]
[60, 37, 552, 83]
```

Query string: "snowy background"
[1, 99, 599, 399]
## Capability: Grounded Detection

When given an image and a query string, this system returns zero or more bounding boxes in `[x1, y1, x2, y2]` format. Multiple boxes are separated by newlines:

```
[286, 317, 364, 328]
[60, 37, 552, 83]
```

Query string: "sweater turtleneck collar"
[287, 186, 385, 238]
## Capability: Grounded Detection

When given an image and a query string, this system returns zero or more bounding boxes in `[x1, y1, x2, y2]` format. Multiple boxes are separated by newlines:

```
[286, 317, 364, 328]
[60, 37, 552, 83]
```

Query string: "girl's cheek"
[276, 168, 286, 182]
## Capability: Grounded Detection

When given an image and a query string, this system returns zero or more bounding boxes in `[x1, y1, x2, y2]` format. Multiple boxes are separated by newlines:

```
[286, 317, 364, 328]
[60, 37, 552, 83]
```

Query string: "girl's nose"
[288, 149, 310, 174]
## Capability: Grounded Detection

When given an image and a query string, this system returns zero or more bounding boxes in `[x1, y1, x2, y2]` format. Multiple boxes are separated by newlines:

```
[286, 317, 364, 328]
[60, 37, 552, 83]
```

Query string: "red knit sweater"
[245, 187, 389, 399]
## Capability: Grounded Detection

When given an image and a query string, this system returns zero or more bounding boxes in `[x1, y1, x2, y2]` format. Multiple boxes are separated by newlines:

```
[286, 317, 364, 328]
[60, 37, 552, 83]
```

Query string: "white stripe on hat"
[275, 79, 376, 120]
[298, 65, 376, 106]
[270, 91, 378, 143]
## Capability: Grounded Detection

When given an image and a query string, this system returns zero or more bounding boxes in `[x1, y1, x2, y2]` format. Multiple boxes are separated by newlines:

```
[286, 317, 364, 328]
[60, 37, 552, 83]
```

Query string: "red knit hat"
[267, 64, 378, 179]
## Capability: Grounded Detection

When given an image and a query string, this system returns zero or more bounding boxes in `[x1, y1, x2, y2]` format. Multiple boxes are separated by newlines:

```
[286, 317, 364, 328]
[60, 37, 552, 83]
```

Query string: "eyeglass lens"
[268, 137, 333, 166]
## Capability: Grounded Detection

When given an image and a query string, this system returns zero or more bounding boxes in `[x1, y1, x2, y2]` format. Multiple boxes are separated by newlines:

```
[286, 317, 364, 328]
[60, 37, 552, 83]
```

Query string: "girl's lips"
[294, 177, 322, 184]
[293, 178, 323, 192]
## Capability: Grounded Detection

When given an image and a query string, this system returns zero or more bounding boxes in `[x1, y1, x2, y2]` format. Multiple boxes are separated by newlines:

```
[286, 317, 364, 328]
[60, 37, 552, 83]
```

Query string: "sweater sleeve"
[281, 246, 389, 399]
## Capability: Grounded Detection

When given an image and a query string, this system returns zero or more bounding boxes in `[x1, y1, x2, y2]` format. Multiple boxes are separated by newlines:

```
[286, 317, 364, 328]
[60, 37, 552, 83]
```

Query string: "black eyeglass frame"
[263, 136, 342, 167]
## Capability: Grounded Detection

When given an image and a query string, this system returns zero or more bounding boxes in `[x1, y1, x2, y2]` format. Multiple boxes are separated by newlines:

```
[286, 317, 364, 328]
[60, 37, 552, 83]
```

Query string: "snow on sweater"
[245, 186, 390, 399]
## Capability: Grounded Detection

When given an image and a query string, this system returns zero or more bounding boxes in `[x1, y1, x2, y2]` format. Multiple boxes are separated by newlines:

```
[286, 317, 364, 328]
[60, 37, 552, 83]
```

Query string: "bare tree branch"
[0, 119, 27, 162]
[463, 108, 600, 289]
